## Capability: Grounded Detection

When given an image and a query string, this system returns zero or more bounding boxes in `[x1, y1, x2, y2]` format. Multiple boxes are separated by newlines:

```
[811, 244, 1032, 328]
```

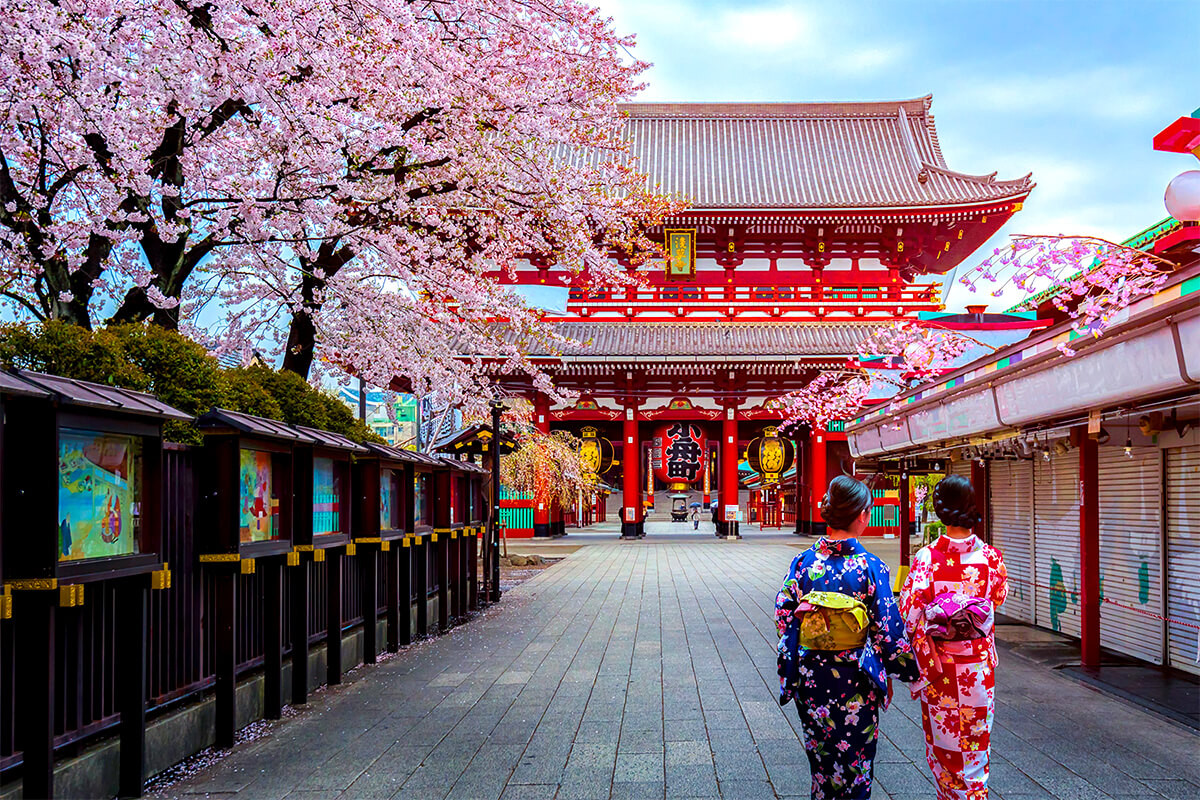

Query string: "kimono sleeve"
[868, 560, 920, 683]
[899, 549, 938, 694]
[775, 555, 803, 637]
[987, 545, 1010, 608]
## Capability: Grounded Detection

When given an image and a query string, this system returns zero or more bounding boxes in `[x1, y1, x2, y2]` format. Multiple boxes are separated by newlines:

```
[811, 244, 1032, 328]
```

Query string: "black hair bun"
[933, 475, 982, 529]
[820, 475, 873, 531]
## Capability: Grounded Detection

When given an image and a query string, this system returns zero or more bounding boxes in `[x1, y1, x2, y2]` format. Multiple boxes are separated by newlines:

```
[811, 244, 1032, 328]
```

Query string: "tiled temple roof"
[511, 321, 873, 359]
[619, 96, 1033, 210]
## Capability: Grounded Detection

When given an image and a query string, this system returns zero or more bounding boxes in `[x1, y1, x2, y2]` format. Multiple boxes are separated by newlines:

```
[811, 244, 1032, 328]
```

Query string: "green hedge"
[0, 321, 383, 445]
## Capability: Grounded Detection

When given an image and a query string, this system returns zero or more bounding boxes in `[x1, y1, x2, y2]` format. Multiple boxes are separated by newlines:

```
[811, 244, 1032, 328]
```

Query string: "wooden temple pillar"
[621, 400, 642, 538]
[1078, 427, 1100, 670]
[898, 467, 911, 568]
[721, 402, 740, 538]
[810, 426, 827, 536]
[972, 459, 990, 544]
[532, 393, 553, 537]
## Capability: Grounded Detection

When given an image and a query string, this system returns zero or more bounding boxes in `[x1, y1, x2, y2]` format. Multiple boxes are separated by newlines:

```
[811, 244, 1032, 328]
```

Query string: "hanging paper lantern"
[1165, 170, 1200, 221]
[746, 426, 795, 486]
[578, 426, 615, 476]
[652, 422, 707, 491]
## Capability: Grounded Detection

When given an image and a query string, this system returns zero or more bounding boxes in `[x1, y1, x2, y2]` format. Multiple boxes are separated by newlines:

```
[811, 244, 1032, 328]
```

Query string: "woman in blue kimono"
[776, 475, 920, 800]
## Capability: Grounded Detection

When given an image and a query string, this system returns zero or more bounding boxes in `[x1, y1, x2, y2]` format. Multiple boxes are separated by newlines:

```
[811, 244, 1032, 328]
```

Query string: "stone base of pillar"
[725, 521, 740, 540]
[811, 521, 827, 538]
[533, 523, 552, 538]
[552, 520, 565, 537]
[620, 521, 644, 539]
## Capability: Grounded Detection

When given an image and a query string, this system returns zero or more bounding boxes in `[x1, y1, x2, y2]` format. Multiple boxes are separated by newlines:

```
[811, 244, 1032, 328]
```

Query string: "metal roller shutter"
[1097, 446, 1163, 664]
[990, 460, 1034, 623]
[1034, 453, 1081, 637]
[950, 460, 972, 480]
[1166, 446, 1200, 676]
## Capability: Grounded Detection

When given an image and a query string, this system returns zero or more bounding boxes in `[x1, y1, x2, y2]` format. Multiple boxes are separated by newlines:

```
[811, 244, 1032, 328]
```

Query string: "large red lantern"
[652, 423, 707, 490]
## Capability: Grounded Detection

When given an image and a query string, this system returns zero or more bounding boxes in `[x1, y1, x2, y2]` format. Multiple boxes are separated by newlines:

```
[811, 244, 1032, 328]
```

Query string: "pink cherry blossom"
[0, 0, 677, 417]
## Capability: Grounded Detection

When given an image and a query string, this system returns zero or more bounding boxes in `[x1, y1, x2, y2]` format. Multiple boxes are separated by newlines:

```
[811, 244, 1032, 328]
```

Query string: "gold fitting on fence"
[413, 535, 423, 546]
[293, 545, 315, 552]
[199, 553, 240, 563]
[59, 583, 84, 607]
[0, 594, 10, 620]
[313, 549, 326, 563]
[345, 543, 357, 556]
[9, 578, 59, 591]
[381, 541, 391, 552]
[286, 550, 301, 567]
[402, 536, 412, 548]
[431, 533, 438, 543]
[151, 567, 172, 591]
[354, 537, 382, 545]
[240, 558, 256, 575]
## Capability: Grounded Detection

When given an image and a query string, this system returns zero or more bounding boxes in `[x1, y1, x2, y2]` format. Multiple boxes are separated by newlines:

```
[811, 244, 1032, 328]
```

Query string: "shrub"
[0, 321, 383, 445]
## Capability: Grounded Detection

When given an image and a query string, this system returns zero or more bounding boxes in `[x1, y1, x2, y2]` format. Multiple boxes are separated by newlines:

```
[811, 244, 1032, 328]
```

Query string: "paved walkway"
[163, 541, 1200, 800]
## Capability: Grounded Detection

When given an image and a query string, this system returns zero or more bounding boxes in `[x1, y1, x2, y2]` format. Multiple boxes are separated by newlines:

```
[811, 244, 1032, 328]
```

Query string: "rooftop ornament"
[1155, 108, 1200, 223]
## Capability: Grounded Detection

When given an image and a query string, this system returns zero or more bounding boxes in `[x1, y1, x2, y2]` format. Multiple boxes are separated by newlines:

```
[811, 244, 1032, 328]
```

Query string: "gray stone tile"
[156, 541, 1200, 800]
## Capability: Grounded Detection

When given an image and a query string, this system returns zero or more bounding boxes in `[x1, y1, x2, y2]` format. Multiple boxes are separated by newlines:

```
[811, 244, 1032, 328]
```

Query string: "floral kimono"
[899, 534, 1008, 800]
[776, 537, 920, 800]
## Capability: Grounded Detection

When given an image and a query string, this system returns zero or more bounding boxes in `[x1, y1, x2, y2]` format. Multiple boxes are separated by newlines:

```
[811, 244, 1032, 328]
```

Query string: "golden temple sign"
[664, 229, 695, 279]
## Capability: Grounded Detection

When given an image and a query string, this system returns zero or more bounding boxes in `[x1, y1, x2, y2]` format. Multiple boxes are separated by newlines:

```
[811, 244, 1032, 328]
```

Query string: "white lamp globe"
[1165, 170, 1200, 221]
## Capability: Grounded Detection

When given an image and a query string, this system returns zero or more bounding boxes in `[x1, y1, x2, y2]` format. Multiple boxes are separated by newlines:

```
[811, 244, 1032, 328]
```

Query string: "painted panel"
[313, 456, 342, 535]
[240, 448, 280, 542]
[58, 428, 143, 561]
[381, 468, 401, 531]
[995, 327, 1184, 426]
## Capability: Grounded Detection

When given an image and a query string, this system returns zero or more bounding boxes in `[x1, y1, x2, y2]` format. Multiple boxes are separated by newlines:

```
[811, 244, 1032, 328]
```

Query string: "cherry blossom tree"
[960, 234, 1172, 355]
[0, 0, 675, 413]
[777, 370, 872, 430]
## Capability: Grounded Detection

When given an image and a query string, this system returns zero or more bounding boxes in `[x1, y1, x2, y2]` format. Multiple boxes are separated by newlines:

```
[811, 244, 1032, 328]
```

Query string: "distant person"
[900, 475, 1008, 800]
[691, 507, 700, 530]
[775, 475, 919, 800]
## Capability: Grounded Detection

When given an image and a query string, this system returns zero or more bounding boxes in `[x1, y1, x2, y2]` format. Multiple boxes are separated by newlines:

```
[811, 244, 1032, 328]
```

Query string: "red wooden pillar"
[533, 394, 552, 537]
[972, 459, 989, 544]
[810, 426, 828, 536]
[1079, 429, 1100, 670]
[622, 402, 641, 538]
[721, 404, 740, 537]
[899, 469, 911, 566]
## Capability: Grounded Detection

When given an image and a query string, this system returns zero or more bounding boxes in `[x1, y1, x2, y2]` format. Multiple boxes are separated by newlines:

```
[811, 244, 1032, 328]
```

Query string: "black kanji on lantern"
[665, 423, 702, 481]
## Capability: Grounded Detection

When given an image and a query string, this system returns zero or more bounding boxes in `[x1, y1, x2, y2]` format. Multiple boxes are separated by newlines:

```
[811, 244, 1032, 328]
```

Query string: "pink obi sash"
[925, 592, 994, 641]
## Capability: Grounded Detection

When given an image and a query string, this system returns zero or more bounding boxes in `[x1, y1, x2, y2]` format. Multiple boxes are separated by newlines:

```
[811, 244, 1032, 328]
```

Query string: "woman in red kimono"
[899, 475, 1008, 800]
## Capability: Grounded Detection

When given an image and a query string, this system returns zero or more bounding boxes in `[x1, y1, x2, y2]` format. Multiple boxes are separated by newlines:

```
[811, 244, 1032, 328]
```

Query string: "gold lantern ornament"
[746, 426, 795, 486]
[578, 426, 615, 476]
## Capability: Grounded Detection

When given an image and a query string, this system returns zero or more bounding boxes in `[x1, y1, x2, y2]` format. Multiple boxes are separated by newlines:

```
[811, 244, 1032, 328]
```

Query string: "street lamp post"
[489, 400, 505, 603]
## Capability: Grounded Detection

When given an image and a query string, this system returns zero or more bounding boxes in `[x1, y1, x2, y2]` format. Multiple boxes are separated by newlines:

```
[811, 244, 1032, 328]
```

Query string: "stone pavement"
[162, 541, 1200, 800]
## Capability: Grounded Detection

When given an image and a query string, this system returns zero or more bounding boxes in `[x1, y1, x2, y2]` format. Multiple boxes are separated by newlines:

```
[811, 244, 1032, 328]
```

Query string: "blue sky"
[592, 0, 1199, 310]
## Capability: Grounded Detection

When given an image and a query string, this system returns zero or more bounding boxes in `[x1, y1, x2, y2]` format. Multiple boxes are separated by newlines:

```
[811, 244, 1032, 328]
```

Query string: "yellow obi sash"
[796, 591, 870, 651]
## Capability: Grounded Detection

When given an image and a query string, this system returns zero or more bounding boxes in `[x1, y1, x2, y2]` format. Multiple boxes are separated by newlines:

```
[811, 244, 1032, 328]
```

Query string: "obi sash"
[925, 592, 994, 641]
[796, 591, 870, 651]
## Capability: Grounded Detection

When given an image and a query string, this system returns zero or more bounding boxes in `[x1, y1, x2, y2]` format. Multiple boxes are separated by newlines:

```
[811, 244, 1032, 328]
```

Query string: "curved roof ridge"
[620, 96, 934, 119]
[923, 162, 1035, 188]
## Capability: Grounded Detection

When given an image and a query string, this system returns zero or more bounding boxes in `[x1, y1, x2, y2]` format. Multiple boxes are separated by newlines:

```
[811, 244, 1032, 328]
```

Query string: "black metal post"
[326, 549, 343, 686]
[290, 558, 310, 706]
[489, 401, 504, 603]
[118, 577, 149, 798]
[263, 558, 283, 720]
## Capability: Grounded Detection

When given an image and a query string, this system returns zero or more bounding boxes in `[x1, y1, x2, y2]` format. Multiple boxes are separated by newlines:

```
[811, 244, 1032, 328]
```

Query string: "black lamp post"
[489, 400, 505, 603]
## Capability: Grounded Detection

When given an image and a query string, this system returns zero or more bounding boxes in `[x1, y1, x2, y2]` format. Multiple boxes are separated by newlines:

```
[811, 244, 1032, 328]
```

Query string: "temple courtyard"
[161, 535, 1200, 800]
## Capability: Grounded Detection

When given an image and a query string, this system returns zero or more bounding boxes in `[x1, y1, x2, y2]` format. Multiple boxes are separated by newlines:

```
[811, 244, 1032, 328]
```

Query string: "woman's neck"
[824, 527, 856, 540]
[943, 525, 974, 540]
